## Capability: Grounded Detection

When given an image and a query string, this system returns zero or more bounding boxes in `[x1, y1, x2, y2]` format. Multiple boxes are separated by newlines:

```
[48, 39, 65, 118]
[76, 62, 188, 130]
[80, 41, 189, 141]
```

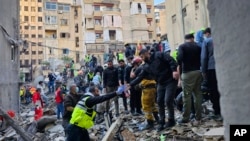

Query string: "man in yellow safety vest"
[66, 85, 125, 141]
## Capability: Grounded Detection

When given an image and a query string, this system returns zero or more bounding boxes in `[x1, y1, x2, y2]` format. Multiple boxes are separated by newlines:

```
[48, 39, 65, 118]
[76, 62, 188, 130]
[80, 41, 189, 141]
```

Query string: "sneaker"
[165, 120, 175, 128]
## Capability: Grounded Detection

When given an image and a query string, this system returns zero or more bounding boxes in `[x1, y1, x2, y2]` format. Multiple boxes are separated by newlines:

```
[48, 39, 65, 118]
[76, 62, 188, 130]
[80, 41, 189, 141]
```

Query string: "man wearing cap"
[177, 33, 202, 124]
[201, 28, 221, 120]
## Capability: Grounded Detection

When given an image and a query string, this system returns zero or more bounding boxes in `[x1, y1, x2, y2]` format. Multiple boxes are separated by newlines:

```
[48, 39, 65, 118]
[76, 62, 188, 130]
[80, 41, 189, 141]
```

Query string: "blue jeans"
[57, 103, 64, 119]
[48, 81, 55, 93]
[66, 124, 90, 141]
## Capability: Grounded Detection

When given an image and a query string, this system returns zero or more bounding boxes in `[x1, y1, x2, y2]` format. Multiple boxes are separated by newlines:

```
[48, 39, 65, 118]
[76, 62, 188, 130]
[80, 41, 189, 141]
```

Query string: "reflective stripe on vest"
[88, 73, 94, 79]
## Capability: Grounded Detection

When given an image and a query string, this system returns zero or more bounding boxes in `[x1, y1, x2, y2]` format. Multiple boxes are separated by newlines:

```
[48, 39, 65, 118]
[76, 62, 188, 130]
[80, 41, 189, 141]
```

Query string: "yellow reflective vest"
[118, 53, 124, 61]
[70, 96, 96, 129]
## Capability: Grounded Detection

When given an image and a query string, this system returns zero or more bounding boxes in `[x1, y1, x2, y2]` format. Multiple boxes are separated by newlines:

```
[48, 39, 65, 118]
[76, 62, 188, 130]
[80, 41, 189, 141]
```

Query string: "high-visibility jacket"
[118, 53, 124, 61]
[70, 96, 96, 129]
[87, 72, 94, 81]
[171, 50, 178, 61]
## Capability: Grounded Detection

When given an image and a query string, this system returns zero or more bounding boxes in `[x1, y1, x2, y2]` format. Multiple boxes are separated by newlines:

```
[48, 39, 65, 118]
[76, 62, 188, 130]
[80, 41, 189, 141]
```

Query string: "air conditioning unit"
[58, 11, 63, 14]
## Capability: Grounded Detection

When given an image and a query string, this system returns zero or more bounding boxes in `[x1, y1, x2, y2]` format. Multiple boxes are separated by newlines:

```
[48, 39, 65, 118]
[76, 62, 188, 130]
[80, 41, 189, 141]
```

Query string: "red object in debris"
[7, 110, 15, 118]
[34, 107, 43, 120]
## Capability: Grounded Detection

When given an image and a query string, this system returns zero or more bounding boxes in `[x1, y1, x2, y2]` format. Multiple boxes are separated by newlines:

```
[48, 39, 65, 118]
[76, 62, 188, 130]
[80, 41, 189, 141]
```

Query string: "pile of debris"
[0, 95, 224, 141]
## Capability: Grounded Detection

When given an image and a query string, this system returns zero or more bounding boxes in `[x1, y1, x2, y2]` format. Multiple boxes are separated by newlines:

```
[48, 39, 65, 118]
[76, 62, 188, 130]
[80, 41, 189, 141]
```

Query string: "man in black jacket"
[139, 49, 179, 131]
[103, 60, 119, 116]
[127, 50, 159, 130]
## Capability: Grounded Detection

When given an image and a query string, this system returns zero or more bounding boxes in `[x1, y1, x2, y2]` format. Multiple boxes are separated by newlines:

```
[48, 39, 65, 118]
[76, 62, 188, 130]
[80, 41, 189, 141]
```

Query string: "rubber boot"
[153, 112, 160, 124]
[140, 120, 154, 130]
[165, 119, 176, 128]
[157, 119, 165, 132]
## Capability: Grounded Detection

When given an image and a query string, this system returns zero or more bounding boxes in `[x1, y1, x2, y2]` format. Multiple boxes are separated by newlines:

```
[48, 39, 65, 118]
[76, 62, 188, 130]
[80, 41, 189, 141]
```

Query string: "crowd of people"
[18, 27, 221, 141]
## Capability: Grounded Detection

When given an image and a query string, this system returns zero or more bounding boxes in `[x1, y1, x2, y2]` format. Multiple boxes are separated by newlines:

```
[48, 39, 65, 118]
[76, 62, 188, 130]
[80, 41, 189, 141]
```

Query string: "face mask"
[76, 87, 79, 93]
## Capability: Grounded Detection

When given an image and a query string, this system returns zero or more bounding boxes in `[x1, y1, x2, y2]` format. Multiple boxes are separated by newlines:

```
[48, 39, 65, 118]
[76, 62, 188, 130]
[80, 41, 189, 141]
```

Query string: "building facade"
[43, 0, 84, 65]
[20, 0, 44, 80]
[165, 0, 210, 50]
[0, 0, 20, 112]
[154, 2, 167, 41]
[81, 0, 155, 63]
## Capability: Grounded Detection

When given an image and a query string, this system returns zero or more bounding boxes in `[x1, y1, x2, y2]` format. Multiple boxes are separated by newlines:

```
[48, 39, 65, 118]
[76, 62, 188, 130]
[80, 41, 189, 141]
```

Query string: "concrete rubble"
[0, 93, 224, 141]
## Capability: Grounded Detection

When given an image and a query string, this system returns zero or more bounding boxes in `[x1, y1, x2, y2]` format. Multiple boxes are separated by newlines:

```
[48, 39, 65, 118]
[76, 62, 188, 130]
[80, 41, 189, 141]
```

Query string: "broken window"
[195, 0, 199, 10]
[172, 14, 176, 23]
[75, 37, 79, 47]
[60, 32, 70, 38]
[60, 19, 68, 26]
[75, 23, 79, 33]
[138, 3, 142, 13]
[109, 30, 116, 40]
[182, 7, 187, 17]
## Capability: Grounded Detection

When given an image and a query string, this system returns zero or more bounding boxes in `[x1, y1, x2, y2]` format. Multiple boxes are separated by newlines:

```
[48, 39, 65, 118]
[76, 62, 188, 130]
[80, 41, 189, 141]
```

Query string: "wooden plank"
[0, 107, 33, 141]
[102, 117, 123, 141]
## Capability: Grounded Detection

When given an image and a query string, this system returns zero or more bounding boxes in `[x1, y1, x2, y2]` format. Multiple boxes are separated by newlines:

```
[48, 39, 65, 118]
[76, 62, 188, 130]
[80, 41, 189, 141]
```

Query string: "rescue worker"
[127, 57, 143, 116]
[127, 49, 159, 130]
[55, 85, 64, 120]
[117, 49, 124, 61]
[66, 85, 125, 141]
[87, 69, 95, 83]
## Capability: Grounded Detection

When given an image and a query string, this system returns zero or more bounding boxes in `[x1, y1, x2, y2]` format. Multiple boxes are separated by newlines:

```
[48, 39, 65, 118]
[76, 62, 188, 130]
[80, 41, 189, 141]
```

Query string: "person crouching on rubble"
[66, 85, 125, 141]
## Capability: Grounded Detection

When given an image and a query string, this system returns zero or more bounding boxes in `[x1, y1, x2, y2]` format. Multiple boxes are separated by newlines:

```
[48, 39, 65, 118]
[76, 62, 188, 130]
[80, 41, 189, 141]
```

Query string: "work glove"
[116, 85, 125, 95]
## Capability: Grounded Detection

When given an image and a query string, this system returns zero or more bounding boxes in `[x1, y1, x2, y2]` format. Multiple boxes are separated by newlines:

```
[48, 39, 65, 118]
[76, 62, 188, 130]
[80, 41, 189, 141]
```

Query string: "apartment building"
[82, 0, 155, 63]
[121, 0, 155, 45]
[154, 2, 167, 41]
[165, 0, 210, 50]
[43, 0, 84, 64]
[20, 0, 44, 80]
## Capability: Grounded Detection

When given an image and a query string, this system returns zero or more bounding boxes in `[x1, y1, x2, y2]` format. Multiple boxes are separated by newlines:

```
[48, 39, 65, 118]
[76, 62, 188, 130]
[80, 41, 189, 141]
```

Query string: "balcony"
[93, 0, 102, 2]
[96, 38, 103, 43]
[102, 8, 121, 14]
[44, 24, 58, 30]
[83, 0, 92, 3]
[94, 11, 102, 17]
[146, 13, 153, 19]
[102, 0, 120, 4]
[148, 26, 154, 32]
[94, 25, 103, 30]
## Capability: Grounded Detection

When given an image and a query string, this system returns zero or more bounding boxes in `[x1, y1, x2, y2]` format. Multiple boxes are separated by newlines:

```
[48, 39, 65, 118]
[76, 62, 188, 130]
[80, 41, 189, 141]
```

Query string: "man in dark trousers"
[201, 28, 221, 120]
[118, 59, 129, 113]
[125, 57, 143, 116]
[138, 49, 179, 132]
[177, 33, 202, 124]
[67, 85, 125, 141]
[103, 60, 120, 116]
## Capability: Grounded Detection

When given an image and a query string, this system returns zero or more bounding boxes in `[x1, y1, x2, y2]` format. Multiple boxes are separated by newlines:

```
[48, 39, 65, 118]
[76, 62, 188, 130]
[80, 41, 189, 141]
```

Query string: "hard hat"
[189, 30, 195, 35]
[132, 57, 142, 64]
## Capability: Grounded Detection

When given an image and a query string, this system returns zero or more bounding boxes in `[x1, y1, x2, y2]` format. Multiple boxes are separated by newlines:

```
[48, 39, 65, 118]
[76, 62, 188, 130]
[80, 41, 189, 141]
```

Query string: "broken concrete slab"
[48, 124, 64, 133]
[204, 127, 224, 137]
